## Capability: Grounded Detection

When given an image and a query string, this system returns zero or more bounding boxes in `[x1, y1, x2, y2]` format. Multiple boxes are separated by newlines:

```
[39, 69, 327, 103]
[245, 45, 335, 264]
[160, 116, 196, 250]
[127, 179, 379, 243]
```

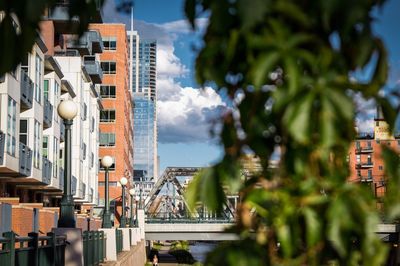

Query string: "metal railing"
[0, 231, 66, 266]
[83, 231, 106, 266]
[20, 70, 33, 110]
[356, 162, 374, 169]
[83, 59, 103, 84]
[87, 30, 104, 53]
[146, 212, 235, 224]
[355, 146, 373, 153]
[43, 98, 53, 128]
[0, 130, 5, 165]
[116, 229, 123, 254]
[66, 33, 92, 55]
[19, 142, 32, 176]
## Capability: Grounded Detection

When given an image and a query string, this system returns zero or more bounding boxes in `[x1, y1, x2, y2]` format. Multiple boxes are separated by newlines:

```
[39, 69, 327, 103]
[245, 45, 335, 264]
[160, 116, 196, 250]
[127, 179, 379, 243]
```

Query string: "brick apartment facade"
[348, 111, 400, 197]
[89, 24, 134, 226]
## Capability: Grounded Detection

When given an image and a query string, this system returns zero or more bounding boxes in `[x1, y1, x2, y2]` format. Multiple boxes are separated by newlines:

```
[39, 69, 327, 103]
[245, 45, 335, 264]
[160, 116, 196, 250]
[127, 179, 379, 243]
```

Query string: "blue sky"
[105, 0, 400, 176]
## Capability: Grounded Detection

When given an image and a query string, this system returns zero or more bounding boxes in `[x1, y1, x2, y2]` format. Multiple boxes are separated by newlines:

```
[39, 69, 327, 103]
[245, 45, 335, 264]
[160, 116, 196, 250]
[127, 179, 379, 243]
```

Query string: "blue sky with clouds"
[104, 0, 400, 176]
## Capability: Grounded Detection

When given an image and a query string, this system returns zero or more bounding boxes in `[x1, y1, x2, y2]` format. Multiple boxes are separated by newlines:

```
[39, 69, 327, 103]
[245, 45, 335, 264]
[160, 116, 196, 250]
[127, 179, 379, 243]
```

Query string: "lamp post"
[101, 155, 113, 228]
[119, 177, 128, 228]
[57, 100, 78, 228]
[129, 188, 135, 227]
[135, 195, 140, 227]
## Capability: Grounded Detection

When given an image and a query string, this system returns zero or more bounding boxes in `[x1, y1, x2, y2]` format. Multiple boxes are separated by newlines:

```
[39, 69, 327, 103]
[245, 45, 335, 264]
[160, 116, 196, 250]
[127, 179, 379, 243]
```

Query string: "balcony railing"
[59, 167, 64, 191]
[356, 162, 374, 169]
[83, 59, 103, 84]
[66, 35, 92, 56]
[0, 131, 4, 165]
[43, 98, 53, 129]
[355, 146, 373, 153]
[42, 157, 52, 185]
[19, 142, 32, 177]
[54, 49, 80, 57]
[87, 30, 104, 53]
[20, 70, 33, 110]
[359, 175, 373, 182]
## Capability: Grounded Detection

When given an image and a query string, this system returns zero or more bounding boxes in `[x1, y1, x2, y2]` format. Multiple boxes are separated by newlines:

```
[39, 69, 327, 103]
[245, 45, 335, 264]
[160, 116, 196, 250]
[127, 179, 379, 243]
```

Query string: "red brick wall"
[39, 210, 56, 235]
[12, 206, 33, 236]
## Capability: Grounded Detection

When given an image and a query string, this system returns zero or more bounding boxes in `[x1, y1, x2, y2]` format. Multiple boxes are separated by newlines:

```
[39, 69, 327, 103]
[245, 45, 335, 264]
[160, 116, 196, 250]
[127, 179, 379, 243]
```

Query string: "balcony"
[20, 70, 33, 110]
[59, 167, 64, 191]
[0, 131, 4, 165]
[19, 142, 32, 177]
[359, 175, 373, 182]
[42, 157, 52, 185]
[355, 146, 373, 154]
[60, 122, 65, 142]
[87, 30, 104, 53]
[44, 1, 103, 32]
[43, 98, 53, 129]
[356, 162, 374, 169]
[54, 49, 80, 57]
[66, 33, 92, 56]
[83, 58, 103, 84]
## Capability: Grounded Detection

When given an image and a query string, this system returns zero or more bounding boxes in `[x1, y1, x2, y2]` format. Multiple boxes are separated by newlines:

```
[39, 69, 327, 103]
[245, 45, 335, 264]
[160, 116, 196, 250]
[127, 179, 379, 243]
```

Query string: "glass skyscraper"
[128, 30, 158, 185]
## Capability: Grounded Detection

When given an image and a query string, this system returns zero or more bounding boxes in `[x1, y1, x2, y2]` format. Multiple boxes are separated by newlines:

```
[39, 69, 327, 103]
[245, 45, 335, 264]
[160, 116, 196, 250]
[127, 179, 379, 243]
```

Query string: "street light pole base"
[120, 216, 127, 228]
[102, 211, 113, 228]
[58, 194, 76, 228]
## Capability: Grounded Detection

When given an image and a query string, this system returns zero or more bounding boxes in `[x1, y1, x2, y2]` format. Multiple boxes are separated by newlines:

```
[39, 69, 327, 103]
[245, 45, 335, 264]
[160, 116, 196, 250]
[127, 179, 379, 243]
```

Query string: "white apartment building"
[0, 22, 103, 209]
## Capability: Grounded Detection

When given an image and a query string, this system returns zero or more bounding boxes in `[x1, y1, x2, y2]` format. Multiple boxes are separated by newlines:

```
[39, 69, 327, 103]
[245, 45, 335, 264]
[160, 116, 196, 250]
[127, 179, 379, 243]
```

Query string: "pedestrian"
[152, 254, 158, 266]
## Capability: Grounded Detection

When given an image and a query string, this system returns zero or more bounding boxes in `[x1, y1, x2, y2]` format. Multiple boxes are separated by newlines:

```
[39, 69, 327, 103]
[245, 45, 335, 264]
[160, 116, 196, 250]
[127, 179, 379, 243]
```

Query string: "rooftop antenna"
[130, 5, 134, 31]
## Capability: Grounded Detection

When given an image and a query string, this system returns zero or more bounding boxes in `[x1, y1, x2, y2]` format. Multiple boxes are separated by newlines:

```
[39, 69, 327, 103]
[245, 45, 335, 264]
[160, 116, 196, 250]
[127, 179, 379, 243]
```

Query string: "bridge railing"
[145, 212, 235, 224]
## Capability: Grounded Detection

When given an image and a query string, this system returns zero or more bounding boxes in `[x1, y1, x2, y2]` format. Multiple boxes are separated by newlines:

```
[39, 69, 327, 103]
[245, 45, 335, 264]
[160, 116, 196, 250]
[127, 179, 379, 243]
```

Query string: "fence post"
[3, 231, 15, 266]
[83, 231, 88, 266]
[47, 232, 56, 266]
[99, 231, 104, 262]
[28, 232, 39, 266]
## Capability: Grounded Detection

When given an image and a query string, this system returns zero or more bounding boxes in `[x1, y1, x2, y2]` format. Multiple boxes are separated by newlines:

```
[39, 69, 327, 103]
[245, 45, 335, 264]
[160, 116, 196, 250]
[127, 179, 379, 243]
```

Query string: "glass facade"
[133, 95, 155, 179]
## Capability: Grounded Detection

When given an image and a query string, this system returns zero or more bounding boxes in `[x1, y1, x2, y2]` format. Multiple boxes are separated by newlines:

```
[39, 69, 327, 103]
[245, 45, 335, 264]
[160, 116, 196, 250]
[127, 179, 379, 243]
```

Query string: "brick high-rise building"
[348, 107, 400, 197]
[90, 24, 134, 226]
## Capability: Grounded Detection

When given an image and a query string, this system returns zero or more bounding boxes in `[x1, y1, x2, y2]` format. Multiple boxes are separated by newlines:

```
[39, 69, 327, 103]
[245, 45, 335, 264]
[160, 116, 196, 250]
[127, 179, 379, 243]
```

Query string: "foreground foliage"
[184, 0, 400, 265]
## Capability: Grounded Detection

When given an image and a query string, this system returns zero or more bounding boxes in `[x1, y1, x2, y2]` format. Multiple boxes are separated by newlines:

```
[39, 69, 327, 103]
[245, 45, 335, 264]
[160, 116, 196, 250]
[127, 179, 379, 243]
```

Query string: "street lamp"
[57, 100, 78, 228]
[129, 188, 135, 227]
[135, 195, 140, 226]
[101, 155, 113, 228]
[119, 177, 128, 228]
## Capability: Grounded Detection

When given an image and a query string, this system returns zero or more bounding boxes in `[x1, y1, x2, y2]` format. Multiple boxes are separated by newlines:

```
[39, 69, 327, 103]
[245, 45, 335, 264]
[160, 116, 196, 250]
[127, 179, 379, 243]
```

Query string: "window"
[53, 137, 58, 177]
[357, 170, 361, 176]
[99, 133, 116, 146]
[356, 141, 360, 149]
[81, 142, 87, 161]
[7, 97, 17, 156]
[100, 85, 116, 98]
[90, 117, 95, 132]
[35, 55, 42, 104]
[33, 120, 41, 169]
[54, 81, 60, 122]
[19, 119, 28, 146]
[379, 165, 383, 170]
[100, 61, 116, 74]
[42, 136, 49, 159]
[82, 103, 87, 121]
[90, 152, 94, 168]
[100, 110, 116, 122]
[367, 141, 371, 148]
[99, 157, 115, 171]
[44, 79, 49, 100]
[368, 170, 372, 177]
[102, 37, 117, 50]
[356, 155, 361, 163]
